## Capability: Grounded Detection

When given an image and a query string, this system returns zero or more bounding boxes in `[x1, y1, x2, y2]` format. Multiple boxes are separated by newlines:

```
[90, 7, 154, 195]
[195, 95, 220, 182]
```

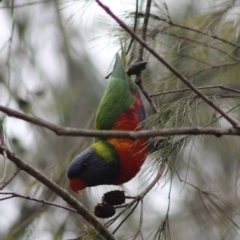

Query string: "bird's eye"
[82, 162, 88, 169]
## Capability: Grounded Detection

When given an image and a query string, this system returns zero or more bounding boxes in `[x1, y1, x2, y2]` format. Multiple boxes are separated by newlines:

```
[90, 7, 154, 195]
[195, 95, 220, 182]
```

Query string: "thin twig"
[150, 15, 240, 49]
[166, 176, 172, 217]
[0, 196, 14, 201]
[132, 0, 158, 113]
[0, 117, 4, 146]
[139, 12, 240, 50]
[0, 146, 117, 240]
[6, 0, 14, 65]
[0, 118, 8, 186]
[205, 103, 240, 127]
[137, 80, 158, 113]
[176, 171, 206, 193]
[126, 0, 139, 55]
[105, 168, 165, 228]
[138, 11, 240, 62]
[174, 52, 212, 66]
[132, 199, 144, 240]
[163, 31, 240, 62]
[0, 168, 20, 190]
[185, 62, 240, 77]
[137, 0, 151, 59]
[5, 0, 15, 107]
[150, 85, 240, 97]
[0, 191, 78, 213]
[201, 94, 240, 99]
[0, 151, 8, 185]
[140, 15, 240, 62]
[156, 176, 172, 239]
[95, 0, 239, 128]
[112, 201, 140, 234]
[0, 0, 52, 9]
[1, 104, 240, 138]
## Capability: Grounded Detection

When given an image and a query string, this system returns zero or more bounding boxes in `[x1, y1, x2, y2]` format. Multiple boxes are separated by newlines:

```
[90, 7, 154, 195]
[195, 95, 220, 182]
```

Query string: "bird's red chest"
[108, 105, 150, 185]
[109, 137, 149, 185]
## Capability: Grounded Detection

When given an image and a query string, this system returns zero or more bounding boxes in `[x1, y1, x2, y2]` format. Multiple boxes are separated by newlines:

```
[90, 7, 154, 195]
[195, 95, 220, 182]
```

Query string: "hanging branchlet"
[142, 92, 240, 180]
[0, 117, 5, 146]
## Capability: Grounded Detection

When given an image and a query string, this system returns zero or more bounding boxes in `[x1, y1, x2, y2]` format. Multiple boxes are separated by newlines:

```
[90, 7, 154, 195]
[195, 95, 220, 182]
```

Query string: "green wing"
[95, 54, 134, 130]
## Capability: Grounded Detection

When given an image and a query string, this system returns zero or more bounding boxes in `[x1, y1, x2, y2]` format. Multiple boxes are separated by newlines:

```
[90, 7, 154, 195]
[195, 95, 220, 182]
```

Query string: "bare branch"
[204, 103, 240, 127]
[0, 151, 8, 186]
[112, 201, 140, 234]
[0, 146, 117, 240]
[136, 79, 158, 113]
[1, 105, 240, 139]
[0, 0, 52, 9]
[186, 62, 240, 77]
[150, 14, 240, 49]
[163, 31, 240, 62]
[132, 199, 144, 240]
[151, 85, 240, 97]
[0, 117, 8, 187]
[106, 168, 165, 228]
[0, 168, 20, 190]
[0, 117, 4, 146]
[0, 192, 78, 213]
[135, 12, 240, 62]
[138, 0, 151, 59]
[126, 0, 139, 55]
[203, 94, 240, 99]
[95, 0, 239, 128]
[134, 0, 158, 113]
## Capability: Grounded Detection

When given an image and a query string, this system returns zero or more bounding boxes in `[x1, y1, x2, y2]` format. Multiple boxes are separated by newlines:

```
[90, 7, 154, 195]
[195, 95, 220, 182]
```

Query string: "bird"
[67, 53, 150, 192]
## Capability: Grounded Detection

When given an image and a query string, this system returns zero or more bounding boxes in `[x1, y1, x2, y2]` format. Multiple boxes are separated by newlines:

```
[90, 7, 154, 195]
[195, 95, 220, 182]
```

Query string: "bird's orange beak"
[69, 178, 88, 192]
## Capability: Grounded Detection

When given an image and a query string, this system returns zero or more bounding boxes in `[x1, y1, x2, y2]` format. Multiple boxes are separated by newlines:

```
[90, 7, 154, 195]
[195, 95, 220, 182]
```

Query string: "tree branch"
[0, 191, 78, 213]
[137, 0, 151, 59]
[133, 0, 158, 113]
[126, 0, 139, 55]
[0, 0, 52, 9]
[1, 105, 240, 138]
[150, 85, 240, 97]
[105, 168, 165, 228]
[95, 0, 239, 128]
[0, 117, 4, 146]
[136, 80, 158, 113]
[162, 31, 240, 62]
[132, 199, 144, 240]
[0, 117, 9, 187]
[151, 15, 240, 49]
[137, 8, 240, 61]
[0, 168, 20, 190]
[185, 62, 240, 77]
[0, 146, 117, 240]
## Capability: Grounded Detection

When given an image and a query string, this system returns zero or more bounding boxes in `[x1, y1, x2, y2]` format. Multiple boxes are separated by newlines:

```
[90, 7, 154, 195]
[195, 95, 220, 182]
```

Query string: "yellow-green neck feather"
[93, 140, 118, 163]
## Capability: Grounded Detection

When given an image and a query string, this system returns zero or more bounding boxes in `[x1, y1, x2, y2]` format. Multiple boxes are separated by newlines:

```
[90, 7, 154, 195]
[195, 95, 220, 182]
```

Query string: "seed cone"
[102, 190, 125, 206]
[94, 202, 115, 218]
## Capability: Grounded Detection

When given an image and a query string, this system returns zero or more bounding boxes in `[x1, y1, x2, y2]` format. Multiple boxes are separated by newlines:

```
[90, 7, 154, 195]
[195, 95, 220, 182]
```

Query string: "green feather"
[95, 54, 135, 131]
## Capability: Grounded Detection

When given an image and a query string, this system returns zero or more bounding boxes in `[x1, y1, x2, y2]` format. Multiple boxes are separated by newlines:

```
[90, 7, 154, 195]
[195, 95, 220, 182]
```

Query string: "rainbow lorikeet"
[67, 54, 150, 192]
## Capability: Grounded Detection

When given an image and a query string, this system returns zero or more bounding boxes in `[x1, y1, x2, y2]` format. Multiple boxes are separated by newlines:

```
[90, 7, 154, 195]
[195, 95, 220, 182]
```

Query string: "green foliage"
[143, 93, 222, 175]
[142, 91, 240, 238]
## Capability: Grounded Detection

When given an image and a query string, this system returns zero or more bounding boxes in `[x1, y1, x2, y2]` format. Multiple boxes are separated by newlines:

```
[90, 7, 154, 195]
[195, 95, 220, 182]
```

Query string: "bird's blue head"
[67, 146, 120, 192]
